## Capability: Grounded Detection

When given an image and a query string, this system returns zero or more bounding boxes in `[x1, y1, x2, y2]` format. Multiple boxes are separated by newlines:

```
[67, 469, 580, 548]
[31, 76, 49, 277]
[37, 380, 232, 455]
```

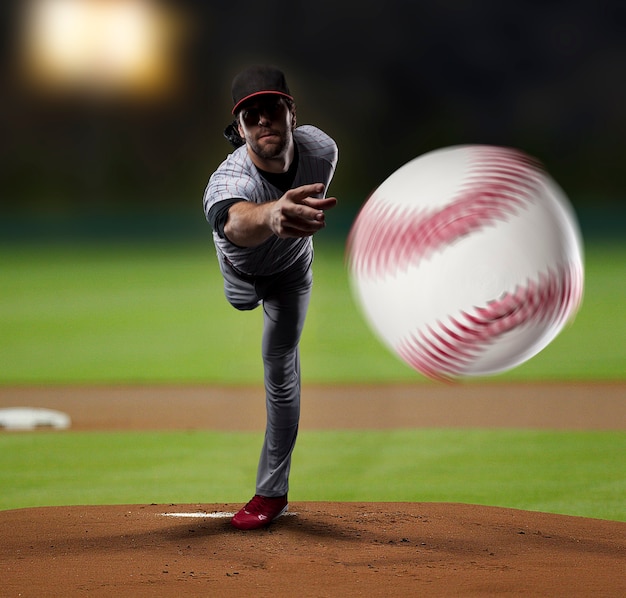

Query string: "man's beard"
[247, 130, 289, 160]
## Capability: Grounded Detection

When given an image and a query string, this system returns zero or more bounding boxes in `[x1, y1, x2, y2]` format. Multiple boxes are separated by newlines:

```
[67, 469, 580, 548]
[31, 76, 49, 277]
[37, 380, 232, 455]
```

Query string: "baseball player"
[203, 66, 338, 530]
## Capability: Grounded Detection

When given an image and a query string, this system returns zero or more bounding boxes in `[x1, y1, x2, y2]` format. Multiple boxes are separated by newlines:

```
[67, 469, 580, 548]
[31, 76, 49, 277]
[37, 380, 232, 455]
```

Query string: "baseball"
[346, 145, 584, 381]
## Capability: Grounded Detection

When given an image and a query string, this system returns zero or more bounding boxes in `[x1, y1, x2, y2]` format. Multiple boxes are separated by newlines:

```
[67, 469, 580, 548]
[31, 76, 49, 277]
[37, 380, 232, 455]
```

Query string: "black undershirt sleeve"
[207, 198, 245, 238]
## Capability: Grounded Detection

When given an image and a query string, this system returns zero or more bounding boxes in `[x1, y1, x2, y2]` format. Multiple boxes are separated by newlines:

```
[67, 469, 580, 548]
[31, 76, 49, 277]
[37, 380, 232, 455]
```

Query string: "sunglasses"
[240, 98, 287, 127]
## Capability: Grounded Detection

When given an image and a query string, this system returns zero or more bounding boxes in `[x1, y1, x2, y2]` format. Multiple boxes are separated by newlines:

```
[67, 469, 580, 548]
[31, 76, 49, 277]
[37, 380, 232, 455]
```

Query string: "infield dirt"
[1, 382, 624, 597]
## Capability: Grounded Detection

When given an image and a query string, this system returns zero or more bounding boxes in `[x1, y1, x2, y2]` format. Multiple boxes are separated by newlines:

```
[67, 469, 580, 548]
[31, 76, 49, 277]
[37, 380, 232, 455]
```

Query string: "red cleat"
[231, 494, 288, 530]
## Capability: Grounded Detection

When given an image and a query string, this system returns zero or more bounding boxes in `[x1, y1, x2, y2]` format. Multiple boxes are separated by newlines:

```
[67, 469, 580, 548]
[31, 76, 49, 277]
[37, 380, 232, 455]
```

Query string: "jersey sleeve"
[202, 148, 257, 221]
[293, 125, 339, 191]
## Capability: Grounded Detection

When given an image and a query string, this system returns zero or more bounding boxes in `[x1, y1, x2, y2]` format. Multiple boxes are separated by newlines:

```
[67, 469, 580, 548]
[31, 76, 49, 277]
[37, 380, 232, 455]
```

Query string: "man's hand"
[268, 184, 337, 238]
[224, 183, 337, 247]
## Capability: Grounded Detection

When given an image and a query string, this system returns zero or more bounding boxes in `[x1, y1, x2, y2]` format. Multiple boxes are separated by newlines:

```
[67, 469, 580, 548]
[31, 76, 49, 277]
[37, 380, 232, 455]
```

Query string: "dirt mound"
[2, 382, 624, 595]
[2, 502, 624, 596]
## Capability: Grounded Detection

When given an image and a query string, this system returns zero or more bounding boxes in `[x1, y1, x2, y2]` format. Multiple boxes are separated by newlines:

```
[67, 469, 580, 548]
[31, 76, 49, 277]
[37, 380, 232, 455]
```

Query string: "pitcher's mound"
[2, 502, 624, 596]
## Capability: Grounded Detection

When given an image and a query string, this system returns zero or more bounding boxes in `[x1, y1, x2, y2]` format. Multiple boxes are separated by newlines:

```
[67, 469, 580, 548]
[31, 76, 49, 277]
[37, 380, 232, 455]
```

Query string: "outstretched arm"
[224, 183, 337, 247]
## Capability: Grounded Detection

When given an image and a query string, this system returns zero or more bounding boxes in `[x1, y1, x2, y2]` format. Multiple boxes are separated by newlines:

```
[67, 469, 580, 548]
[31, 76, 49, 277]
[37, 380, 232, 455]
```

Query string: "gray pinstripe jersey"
[203, 125, 338, 276]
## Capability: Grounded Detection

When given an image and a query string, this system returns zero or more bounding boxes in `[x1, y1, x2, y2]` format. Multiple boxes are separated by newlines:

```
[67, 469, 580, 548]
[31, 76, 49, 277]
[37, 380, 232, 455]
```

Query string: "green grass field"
[1, 239, 624, 384]
[1, 429, 624, 521]
[1, 239, 624, 519]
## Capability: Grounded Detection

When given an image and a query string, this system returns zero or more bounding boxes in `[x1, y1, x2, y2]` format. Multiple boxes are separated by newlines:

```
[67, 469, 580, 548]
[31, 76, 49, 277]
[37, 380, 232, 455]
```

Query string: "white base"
[0, 407, 71, 430]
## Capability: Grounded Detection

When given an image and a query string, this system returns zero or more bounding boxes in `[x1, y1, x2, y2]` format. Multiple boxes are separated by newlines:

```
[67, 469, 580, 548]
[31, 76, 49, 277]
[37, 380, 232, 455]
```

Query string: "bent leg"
[218, 253, 260, 311]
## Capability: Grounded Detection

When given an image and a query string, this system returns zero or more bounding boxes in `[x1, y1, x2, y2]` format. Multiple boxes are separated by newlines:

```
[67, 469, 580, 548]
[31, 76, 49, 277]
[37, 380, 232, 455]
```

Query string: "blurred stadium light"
[17, 0, 189, 100]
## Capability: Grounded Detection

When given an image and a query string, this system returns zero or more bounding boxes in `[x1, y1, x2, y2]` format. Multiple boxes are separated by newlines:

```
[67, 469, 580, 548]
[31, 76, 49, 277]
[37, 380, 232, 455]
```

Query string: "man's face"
[237, 96, 294, 161]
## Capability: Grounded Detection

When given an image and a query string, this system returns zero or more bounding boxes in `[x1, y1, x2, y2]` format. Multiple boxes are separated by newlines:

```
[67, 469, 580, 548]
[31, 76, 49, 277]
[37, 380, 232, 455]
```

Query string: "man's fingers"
[301, 196, 337, 211]
[285, 183, 325, 203]
[277, 218, 325, 238]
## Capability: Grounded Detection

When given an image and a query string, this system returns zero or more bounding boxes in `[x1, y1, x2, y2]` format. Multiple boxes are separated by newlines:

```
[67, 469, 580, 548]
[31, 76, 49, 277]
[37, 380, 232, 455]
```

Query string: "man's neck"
[256, 143, 299, 192]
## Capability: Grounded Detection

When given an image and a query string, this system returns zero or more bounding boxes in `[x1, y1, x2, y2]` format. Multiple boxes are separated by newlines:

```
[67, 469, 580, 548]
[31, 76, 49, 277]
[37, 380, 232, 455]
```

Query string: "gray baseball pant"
[218, 252, 313, 497]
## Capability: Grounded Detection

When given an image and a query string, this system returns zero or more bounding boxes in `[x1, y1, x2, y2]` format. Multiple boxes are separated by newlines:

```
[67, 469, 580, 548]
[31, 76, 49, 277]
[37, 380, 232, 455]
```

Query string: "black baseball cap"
[231, 66, 293, 115]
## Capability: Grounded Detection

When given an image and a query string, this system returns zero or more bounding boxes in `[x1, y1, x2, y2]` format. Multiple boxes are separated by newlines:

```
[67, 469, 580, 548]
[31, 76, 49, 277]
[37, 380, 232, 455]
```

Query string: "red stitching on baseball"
[347, 147, 544, 280]
[396, 262, 583, 380]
